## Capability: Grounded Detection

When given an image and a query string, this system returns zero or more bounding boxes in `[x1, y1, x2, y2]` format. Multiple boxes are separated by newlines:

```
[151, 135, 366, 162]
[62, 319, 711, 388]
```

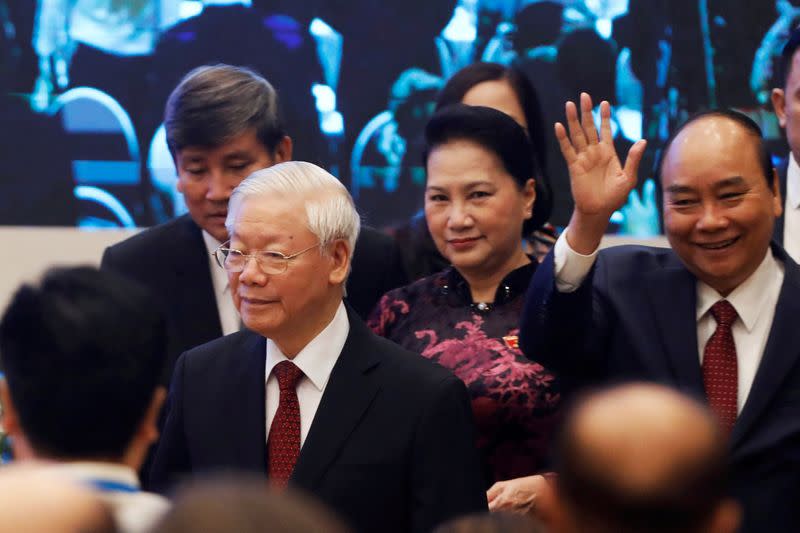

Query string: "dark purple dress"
[367, 261, 560, 486]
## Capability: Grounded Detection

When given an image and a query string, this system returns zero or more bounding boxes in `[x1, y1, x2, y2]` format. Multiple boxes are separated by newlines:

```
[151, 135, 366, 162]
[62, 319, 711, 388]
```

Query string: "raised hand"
[555, 93, 647, 253]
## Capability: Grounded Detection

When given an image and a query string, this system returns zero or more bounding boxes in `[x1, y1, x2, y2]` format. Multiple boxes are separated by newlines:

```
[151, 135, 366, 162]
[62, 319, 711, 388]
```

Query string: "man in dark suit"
[521, 94, 800, 532]
[771, 27, 800, 256]
[150, 161, 487, 532]
[102, 65, 408, 378]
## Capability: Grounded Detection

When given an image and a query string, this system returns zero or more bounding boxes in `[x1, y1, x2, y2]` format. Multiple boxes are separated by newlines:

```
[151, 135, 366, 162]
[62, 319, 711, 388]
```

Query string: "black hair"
[165, 64, 286, 156]
[657, 108, 774, 186]
[0, 267, 167, 459]
[435, 62, 552, 231]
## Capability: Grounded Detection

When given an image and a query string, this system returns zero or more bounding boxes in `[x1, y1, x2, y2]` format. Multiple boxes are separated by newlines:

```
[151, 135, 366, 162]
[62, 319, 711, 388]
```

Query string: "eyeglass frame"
[212, 241, 322, 274]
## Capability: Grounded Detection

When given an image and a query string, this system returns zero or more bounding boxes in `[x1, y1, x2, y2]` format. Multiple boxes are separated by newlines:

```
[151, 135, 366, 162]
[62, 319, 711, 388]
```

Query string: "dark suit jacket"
[774, 157, 788, 246]
[101, 215, 408, 379]
[520, 243, 800, 533]
[150, 309, 488, 532]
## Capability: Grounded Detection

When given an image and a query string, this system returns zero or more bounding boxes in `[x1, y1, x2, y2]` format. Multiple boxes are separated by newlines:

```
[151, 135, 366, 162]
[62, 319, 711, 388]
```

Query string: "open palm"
[555, 93, 647, 219]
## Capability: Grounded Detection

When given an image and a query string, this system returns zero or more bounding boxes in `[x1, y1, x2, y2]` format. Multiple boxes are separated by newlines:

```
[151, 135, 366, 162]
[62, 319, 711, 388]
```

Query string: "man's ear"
[327, 239, 351, 287]
[707, 499, 742, 533]
[139, 387, 167, 444]
[772, 88, 787, 128]
[772, 168, 784, 218]
[0, 380, 20, 436]
[273, 136, 293, 163]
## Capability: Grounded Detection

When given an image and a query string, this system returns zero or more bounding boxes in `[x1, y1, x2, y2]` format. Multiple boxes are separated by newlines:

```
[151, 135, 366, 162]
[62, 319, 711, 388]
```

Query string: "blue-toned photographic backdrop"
[0, 0, 792, 234]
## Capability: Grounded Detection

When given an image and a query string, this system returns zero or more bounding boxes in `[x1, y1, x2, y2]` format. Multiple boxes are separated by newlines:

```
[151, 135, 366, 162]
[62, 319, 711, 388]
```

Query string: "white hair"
[226, 161, 361, 266]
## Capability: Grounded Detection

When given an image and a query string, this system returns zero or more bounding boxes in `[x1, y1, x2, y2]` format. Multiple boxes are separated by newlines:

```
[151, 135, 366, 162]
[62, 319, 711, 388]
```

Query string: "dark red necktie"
[703, 300, 738, 434]
[268, 360, 304, 486]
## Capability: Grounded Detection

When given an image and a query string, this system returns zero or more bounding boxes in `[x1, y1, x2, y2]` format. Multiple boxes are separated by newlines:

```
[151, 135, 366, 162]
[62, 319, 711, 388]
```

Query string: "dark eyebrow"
[665, 176, 746, 195]
[665, 184, 695, 195]
[223, 151, 255, 161]
[712, 176, 746, 189]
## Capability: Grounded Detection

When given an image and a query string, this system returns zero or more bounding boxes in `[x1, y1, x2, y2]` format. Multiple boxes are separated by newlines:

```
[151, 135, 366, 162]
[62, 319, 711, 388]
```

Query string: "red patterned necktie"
[268, 360, 304, 487]
[703, 300, 738, 434]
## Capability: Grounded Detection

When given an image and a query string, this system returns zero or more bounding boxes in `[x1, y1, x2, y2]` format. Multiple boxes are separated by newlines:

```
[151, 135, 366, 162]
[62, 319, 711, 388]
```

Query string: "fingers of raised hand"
[564, 100, 588, 152]
[555, 122, 578, 166]
[580, 92, 599, 144]
[599, 100, 613, 144]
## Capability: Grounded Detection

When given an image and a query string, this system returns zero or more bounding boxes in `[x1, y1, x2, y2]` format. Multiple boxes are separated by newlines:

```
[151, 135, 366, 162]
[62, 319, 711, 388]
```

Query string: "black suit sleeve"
[410, 375, 487, 532]
[149, 352, 191, 493]
[519, 249, 610, 385]
[347, 228, 409, 319]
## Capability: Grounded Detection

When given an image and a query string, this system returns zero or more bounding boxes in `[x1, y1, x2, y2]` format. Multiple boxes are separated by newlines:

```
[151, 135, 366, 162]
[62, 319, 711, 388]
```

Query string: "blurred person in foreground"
[551, 383, 740, 533]
[0, 267, 170, 532]
[152, 476, 351, 533]
[521, 93, 800, 532]
[369, 104, 560, 515]
[434, 512, 546, 533]
[150, 161, 487, 532]
[0, 464, 117, 533]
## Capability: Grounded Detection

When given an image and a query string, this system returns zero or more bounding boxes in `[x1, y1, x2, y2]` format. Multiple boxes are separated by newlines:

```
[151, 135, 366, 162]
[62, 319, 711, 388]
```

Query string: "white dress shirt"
[202, 231, 240, 336]
[553, 230, 785, 413]
[264, 301, 350, 446]
[783, 153, 800, 262]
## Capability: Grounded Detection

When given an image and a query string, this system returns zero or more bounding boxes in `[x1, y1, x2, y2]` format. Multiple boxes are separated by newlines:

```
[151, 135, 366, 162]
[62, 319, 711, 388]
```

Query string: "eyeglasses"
[212, 242, 321, 275]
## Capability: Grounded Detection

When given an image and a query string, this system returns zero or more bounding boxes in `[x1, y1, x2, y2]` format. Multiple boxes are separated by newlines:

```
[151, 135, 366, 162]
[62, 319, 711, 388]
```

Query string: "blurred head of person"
[0, 267, 168, 471]
[165, 64, 293, 242]
[422, 104, 535, 299]
[552, 383, 740, 533]
[152, 476, 351, 533]
[436, 62, 552, 231]
[434, 511, 546, 533]
[221, 161, 360, 356]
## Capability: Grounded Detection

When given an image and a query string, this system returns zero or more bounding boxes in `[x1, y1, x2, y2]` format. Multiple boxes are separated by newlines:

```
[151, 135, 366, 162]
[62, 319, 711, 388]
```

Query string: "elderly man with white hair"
[150, 161, 487, 533]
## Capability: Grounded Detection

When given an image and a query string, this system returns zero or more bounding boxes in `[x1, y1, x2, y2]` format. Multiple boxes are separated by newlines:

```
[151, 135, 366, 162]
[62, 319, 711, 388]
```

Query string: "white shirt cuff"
[554, 230, 599, 293]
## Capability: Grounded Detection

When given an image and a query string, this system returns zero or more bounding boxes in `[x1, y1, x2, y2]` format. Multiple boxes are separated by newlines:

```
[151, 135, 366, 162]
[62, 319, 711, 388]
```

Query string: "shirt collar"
[265, 301, 350, 391]
[696, 247, 781, 332]
[48, 462, 141, 490]
[787, 153, 800, 209]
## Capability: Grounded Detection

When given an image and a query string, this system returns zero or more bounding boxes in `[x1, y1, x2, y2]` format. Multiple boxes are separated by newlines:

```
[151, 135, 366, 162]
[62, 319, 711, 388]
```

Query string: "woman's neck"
[460, 250, 531, 303]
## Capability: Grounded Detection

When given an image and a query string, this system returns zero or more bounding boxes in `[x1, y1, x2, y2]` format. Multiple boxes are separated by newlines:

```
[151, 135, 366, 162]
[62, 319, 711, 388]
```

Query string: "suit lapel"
[174, 216, 223, 345]
[731, 247, 800, 449]
[224, 332, 268, 471]
[291, 311, 382, 489]
[644, 262, 705, 398]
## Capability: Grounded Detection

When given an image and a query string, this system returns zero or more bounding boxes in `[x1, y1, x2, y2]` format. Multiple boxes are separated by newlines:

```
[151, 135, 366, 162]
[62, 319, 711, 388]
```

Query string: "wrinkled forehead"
[229, 193, 310, 241]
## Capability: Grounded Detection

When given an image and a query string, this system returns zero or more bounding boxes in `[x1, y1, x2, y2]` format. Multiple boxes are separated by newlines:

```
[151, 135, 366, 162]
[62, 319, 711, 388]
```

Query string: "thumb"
[487, 482, 504, 503]
[623, 139, 647, 182]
